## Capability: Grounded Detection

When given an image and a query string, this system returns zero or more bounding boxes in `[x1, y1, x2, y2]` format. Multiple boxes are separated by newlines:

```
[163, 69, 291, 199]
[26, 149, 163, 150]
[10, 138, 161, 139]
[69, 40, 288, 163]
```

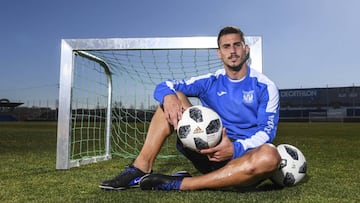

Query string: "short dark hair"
[217, 26, 245, 48]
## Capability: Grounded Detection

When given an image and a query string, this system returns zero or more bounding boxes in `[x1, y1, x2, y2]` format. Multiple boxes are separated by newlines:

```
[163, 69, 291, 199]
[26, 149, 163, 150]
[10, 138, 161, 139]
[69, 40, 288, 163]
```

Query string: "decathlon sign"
[280, 90, 318, 97]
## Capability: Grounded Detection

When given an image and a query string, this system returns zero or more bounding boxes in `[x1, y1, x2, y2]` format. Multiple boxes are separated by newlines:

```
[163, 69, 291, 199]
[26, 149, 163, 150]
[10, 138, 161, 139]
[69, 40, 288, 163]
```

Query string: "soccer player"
[99, 26, 281, 191]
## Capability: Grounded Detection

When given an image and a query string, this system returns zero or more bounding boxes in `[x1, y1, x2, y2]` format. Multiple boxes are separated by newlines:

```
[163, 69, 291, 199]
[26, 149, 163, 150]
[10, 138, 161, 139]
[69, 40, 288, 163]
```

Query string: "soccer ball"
[271, 144, 307, 187]
[177, 105, 222, 151]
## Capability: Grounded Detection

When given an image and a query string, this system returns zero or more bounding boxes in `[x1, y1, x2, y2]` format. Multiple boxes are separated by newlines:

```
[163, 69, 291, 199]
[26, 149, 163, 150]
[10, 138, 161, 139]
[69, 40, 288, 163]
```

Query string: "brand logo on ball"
[193, 126, 204, 134]
[177, 105, 222, 151]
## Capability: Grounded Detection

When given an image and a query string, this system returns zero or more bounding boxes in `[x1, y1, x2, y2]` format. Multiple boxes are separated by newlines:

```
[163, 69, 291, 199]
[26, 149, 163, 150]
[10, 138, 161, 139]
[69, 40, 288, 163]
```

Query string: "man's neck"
[226, 65, 247, 80]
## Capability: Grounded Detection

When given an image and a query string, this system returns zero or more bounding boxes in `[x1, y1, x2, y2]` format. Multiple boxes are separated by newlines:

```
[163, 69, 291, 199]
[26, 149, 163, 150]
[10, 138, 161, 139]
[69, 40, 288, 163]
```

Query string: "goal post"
[56, 36, 263, 169]
[56, 46, 113, 169]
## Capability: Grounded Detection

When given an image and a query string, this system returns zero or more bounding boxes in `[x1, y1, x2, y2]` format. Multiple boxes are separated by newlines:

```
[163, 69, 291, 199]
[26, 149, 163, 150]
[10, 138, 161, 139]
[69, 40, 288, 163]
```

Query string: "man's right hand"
[163, 94, 183, 130]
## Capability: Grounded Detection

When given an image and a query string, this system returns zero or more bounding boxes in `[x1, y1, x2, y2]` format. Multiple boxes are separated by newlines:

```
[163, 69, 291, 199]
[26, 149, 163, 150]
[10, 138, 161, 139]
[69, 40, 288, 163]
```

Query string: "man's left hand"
[199, 128, 234, 162]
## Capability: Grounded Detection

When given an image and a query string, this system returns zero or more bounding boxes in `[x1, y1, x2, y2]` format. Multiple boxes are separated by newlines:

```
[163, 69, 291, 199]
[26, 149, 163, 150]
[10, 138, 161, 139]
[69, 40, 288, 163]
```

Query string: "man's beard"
[226, 54, 247, 72]
[227, 63, 242, 72]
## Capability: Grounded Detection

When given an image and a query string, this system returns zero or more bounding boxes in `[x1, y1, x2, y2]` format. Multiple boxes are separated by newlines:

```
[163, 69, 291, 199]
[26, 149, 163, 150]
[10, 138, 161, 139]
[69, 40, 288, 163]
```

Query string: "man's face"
[217, 33, 247, 72]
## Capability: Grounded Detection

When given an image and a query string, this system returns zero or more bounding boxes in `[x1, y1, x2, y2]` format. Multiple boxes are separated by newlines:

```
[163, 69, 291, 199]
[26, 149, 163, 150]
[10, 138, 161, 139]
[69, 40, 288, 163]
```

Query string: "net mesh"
[71, 53, 109, 159]
[71, 48, 223, 159]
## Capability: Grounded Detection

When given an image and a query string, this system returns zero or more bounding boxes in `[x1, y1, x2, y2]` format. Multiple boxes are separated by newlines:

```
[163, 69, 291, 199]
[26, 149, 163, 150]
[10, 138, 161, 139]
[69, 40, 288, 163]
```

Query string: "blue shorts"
[176, 138, 230, 174]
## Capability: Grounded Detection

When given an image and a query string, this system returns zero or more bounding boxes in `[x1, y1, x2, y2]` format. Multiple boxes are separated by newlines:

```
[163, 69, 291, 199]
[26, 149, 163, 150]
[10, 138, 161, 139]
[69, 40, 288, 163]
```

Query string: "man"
[100, 26, 281, 191]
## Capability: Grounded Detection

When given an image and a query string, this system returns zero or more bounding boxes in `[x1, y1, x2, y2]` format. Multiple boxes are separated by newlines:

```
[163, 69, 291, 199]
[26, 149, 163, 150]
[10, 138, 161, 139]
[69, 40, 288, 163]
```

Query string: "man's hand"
[199, 128, 234, 162]
[163, 94, 183, 130]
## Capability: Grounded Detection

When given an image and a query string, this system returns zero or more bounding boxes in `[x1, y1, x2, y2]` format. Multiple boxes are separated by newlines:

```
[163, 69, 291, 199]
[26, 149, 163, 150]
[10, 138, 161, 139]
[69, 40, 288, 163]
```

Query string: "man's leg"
[99, 106, 173, 190]
[176, 138, 228, 174]
[100, 92, 193, 190]
[132, 106, 173, 173]
[181, 144, 280, 190]
[140, 143, 281, 190]
[134, 91, 192, 173]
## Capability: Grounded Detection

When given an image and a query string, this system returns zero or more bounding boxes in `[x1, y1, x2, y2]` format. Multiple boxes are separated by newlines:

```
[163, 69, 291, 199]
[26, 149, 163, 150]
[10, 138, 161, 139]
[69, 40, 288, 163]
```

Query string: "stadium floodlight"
[56, 36, 262, 169]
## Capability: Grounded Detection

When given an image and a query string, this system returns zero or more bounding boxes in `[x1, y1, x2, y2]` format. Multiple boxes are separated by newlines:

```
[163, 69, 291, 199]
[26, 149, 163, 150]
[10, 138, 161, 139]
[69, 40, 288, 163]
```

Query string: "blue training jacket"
[154, 66, 280, 159]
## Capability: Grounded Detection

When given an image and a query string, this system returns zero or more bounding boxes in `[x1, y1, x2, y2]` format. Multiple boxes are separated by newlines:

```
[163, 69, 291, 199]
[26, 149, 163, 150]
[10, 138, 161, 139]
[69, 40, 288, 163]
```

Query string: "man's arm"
[232, 83, 280, 159]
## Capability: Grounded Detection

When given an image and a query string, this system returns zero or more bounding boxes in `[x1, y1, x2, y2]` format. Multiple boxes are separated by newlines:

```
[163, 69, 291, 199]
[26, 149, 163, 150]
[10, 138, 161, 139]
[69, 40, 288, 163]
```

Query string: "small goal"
[308, 110, 345, 123]
[56, 36, 263, 169]
[308, 112, 327, 123]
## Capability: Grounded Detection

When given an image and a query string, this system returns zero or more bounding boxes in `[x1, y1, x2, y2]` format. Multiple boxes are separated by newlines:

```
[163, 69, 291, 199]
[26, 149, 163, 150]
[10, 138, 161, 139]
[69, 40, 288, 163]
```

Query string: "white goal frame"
[56, 36, 263, 169]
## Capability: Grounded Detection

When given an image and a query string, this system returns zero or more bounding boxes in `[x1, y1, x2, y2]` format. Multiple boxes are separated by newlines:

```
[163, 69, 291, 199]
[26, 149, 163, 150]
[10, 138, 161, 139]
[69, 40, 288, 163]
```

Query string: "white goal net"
[308, 109, 345, 123]
[56, 36, 262, 169]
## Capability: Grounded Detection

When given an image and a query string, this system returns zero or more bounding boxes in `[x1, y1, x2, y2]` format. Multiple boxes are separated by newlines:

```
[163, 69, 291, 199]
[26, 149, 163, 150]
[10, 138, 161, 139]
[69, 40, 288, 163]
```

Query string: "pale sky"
[0, 0, 359, 104]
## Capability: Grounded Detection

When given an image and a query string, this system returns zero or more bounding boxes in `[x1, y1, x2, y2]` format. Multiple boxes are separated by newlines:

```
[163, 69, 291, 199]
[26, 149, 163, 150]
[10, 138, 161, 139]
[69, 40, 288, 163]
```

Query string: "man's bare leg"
[133, 92, 192, 173]
[100, 92, 194, 190]
[132, 106, 172, 173]
[180, 144, 281, 190]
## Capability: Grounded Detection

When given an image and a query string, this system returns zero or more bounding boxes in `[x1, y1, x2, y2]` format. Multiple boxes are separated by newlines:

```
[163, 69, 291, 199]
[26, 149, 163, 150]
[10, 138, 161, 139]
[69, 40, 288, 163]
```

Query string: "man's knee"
[150, 106, 174, 135]
[240, 144, 280, 175]
[175, 91, 192, 110]
[257, 144, 281, 173]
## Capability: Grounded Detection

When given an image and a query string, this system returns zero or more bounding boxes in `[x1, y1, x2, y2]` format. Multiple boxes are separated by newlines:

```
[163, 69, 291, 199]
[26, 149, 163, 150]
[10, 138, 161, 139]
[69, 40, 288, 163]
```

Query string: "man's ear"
[245, 44, 250, 55]
[217, 48, 221, 59]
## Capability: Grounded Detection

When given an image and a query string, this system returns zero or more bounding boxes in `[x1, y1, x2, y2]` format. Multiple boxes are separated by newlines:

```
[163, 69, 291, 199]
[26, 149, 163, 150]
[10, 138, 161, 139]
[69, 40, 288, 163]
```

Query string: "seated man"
[100, 25, 281, 191]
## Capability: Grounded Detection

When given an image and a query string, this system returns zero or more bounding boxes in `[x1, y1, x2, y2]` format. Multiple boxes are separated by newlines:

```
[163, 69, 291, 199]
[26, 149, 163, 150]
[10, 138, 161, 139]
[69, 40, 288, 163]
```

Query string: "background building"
[279, 86, 360, 122]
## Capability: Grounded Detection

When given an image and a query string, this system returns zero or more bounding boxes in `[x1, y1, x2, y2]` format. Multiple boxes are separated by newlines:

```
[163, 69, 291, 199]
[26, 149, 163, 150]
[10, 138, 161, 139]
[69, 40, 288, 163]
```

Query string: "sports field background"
[0, 122, 359, 202]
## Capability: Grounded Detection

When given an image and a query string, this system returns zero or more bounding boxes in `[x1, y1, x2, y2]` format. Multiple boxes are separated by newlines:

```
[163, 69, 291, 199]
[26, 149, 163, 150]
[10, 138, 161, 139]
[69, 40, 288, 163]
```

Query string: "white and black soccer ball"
[271, 144, 307, 187]
[177, 105, 222, 151]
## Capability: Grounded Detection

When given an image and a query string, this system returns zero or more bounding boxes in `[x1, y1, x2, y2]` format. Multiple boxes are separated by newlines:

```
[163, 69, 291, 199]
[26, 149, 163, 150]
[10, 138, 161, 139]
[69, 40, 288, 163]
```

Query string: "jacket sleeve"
[232, 83, 280, 159]
[154, 76, 210, 104]
[153, 80, 178, 104]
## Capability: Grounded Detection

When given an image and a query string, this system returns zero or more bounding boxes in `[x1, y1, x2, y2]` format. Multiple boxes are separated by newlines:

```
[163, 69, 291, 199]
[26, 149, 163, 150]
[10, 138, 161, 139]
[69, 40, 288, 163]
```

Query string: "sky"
[0, 0, 359, 106]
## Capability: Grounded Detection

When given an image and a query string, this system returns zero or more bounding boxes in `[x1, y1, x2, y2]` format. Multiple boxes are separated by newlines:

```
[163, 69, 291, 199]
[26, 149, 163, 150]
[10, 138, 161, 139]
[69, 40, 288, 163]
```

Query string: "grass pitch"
[0, 122, 359, 202]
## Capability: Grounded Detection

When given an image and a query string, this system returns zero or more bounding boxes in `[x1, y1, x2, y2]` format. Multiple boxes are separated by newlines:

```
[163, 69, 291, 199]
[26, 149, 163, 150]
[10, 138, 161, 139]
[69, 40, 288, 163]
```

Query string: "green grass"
[0, 122, 359, 202]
